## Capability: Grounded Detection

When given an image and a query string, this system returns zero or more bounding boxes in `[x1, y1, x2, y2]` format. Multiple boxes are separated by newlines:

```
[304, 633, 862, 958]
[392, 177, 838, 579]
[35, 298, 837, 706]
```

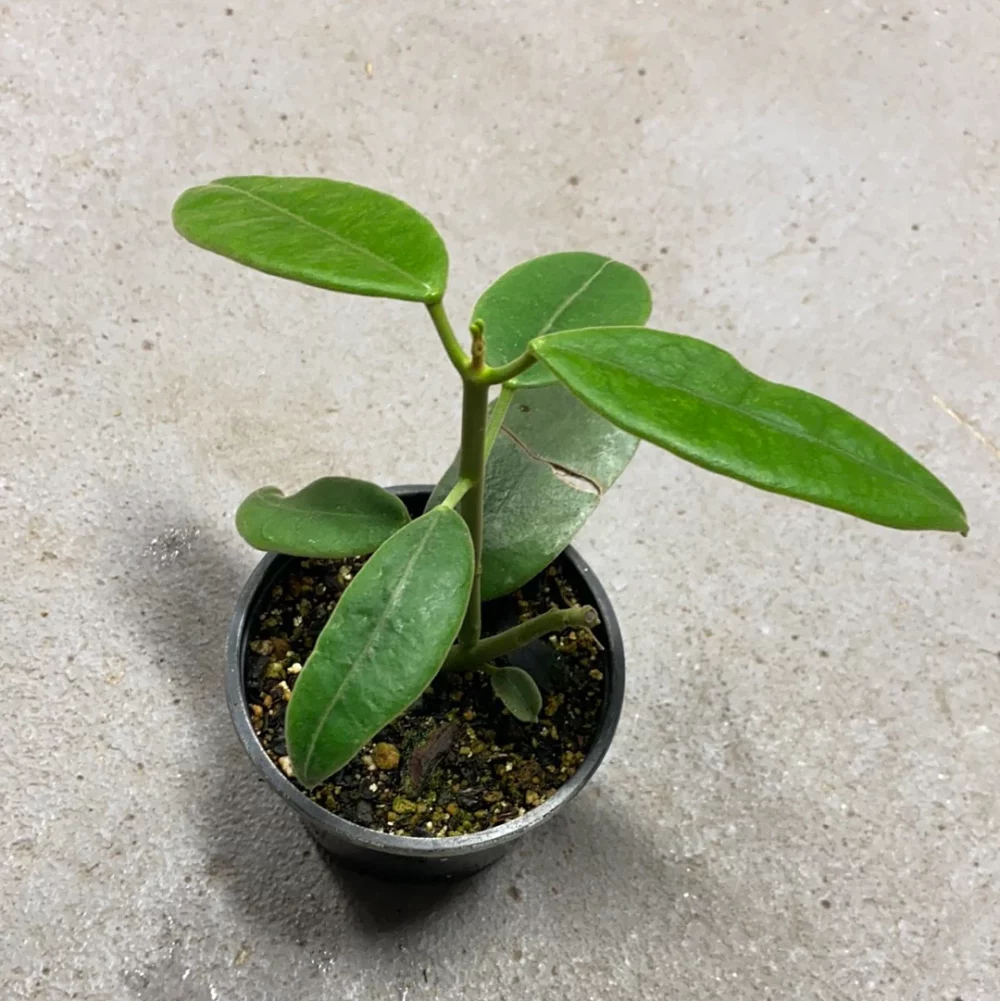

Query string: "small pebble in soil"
[373, 743, 400, 770]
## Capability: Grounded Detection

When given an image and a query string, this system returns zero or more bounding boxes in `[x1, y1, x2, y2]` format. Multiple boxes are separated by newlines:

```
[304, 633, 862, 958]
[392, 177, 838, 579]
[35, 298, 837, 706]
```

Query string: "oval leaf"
[490, 666, 543, 723]
[474, 252, 651, 389]
[533, 327, 968, 533]
[286, 508, 474, 788]
[428, 385, 638, 599]
[173, 176, 448, 303]
[235, 477, 410, 558]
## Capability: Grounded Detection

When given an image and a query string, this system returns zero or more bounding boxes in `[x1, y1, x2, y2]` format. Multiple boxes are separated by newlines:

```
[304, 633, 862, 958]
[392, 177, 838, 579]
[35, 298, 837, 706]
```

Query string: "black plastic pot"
[226, 485, 625, 881]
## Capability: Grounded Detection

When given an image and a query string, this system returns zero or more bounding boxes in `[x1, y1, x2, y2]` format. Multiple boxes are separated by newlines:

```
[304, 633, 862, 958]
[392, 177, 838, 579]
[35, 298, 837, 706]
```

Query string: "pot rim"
[225, 484, 625, 860]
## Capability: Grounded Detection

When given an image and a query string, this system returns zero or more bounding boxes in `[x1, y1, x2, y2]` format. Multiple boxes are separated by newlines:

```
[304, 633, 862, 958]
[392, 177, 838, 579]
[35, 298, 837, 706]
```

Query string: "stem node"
[470, 318, 486, 372]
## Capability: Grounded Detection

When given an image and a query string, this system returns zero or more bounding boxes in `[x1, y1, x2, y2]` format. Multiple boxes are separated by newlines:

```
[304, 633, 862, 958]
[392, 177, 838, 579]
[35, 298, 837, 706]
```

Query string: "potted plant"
[172, 177, 967, 880]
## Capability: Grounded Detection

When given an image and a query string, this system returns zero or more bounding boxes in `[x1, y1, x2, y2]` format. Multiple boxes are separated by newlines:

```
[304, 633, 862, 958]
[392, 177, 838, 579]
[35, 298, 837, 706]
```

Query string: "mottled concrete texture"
[2, 1, 998, 998]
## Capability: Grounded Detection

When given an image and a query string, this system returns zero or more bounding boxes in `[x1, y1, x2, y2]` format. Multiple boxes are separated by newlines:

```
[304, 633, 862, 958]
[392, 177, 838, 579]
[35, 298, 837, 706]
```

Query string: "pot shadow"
[117, 509, 714, 969]
[116, 509, 483, 937]
[322, 856, 485, 932]
[318, 785, 705, 962]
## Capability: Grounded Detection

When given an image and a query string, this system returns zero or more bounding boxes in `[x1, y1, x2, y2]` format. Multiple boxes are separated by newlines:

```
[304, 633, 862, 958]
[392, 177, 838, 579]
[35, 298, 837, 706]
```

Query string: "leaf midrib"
[207, 181, 433, 294]
[547, 342, 955, 512]
[535, 258, 613, 338]
[264, 504, 397, 525]
[300, 515, 441, 777]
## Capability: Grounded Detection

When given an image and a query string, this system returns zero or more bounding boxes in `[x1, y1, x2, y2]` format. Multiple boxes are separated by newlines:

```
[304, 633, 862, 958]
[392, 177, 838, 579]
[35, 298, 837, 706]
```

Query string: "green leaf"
[235, 477, 411, 558]
[490, 666, 543, 723]
[533, 327, 968, 533]
[473, 252, 651, 388]
[286, 508, 474, 788]
[428, 385, 638, 598]
[172, 176, 448, 303]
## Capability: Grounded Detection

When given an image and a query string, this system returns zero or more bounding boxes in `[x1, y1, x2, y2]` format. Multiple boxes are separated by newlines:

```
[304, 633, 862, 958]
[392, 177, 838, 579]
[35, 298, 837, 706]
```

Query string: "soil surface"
[245, 555, 607, 837]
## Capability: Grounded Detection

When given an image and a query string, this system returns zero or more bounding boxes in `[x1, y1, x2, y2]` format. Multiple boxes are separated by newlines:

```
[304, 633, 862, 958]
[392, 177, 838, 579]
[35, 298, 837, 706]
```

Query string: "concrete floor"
[2, 1, 998, 998]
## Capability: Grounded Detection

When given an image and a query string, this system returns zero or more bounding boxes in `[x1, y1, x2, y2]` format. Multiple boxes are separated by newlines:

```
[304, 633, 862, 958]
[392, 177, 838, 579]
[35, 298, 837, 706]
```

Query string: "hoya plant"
[173, 177, 967, 791]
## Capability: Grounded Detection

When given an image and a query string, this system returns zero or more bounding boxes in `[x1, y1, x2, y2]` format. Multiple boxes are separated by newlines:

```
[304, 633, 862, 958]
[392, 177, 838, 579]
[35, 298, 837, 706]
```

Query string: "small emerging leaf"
[490, 666, 543, 723]
[533, 327, 968, 533]
[173, 176, 448, 303]
[235, 477, 410, 558]
[474, 252, 651, 389]
[286, 508, 474, 788]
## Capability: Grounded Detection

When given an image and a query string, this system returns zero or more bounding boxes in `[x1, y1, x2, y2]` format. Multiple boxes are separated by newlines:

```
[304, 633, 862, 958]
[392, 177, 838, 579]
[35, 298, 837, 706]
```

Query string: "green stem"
[457, 379, 490, 648]
[427, 301, 470, 374]
[484, 383, 516, 459]
[439, 475, 473, 510]
[468, 349, 537, 386]
[442, 386, 513, 512]
[443, 604, 599, 673]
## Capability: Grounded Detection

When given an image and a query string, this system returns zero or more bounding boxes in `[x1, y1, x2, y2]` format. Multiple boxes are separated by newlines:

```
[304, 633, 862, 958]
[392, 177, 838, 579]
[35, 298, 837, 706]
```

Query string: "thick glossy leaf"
[490, 666, 543, 723]
[173, 176, 447, 303]
[533, 327, 968, 533]
[235, 477, 410, 558]
[474, 252, 651, 388]
[286, 508, 473, 788]
[428, 385, 638, 598]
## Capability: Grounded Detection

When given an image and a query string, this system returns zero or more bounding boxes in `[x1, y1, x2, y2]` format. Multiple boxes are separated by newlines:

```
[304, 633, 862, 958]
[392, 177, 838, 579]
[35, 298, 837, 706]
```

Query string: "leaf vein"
[300, 516, 440, 777]
[206, 181, 431, 292]
[535, 259, 613, 338]
[553, 345, 950, 507]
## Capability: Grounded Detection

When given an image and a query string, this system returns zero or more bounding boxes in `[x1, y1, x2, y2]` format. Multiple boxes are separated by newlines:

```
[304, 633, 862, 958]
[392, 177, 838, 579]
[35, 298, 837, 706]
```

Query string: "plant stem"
[441, 384, 513, 511]
[484, 383, 515, 459]
[467, 349, 538, 386]
[443, 604, 600, 673]
[457, 379, 490, 648]
[428, 306, 520, 650]
[427, 301, 470, 374]
[439, 475, 473, 510]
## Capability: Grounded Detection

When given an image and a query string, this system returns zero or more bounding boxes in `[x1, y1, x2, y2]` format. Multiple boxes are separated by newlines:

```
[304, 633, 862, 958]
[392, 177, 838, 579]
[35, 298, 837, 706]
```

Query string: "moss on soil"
[246, 555, 606, 837]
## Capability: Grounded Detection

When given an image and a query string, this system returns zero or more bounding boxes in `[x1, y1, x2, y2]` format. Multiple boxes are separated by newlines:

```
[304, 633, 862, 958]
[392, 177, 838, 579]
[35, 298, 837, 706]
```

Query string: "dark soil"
[245, 555, 607, 837]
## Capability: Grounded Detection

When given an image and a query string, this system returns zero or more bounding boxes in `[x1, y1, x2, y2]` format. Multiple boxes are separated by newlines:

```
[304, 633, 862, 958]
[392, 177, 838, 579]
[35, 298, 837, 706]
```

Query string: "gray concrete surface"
[2, 1, 998, 998]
